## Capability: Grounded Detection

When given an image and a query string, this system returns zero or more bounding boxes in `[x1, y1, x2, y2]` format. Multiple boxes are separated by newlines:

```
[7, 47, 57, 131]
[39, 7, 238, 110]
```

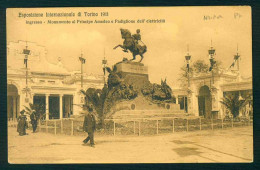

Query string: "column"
[73, 94, 79, 116]
[191, 93, 199, 116]
[176, 95, 179, 104]
[31, 93, 35, 104]
[17, 95, 20, 118]
[46, 94, 49, 120]
[70, 95, 73, 115]
[12, 96, 17, 120]
[59, 94, 63, 119]
[184, 96, 186, 113]
[218, 89, 224, 119]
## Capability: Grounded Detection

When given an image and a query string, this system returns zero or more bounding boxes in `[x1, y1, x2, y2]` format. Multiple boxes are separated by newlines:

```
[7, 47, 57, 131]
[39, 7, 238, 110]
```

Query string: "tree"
[220, 93, 252, 118]
[81, 87, 108, 128]
[178, 60, 209, 87]
[193, 60, 209, 74]
[24, 103, 45, 120]
[179, 59, 222, 87]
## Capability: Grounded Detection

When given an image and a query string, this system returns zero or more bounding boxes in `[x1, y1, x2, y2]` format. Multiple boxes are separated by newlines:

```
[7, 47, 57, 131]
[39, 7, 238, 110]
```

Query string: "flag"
[187, 63, 190, 72]
[229, 62, 235, 68]
[103, 67, 106, 75]
[209, 59, 216, 71]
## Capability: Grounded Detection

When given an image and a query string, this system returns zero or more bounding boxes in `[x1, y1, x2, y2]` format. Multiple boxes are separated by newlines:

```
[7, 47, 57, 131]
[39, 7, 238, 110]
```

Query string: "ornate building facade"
[7, 40, 104, 120]
[173, 62, 252, 119]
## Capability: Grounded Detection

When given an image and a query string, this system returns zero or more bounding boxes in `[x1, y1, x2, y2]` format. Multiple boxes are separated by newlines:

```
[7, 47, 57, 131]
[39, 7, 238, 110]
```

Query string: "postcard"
[7, 6, 252, 163]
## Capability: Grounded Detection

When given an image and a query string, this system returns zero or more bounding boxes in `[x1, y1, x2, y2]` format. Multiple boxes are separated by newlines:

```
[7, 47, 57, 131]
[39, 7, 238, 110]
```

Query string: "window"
[48, 80, 55, 84]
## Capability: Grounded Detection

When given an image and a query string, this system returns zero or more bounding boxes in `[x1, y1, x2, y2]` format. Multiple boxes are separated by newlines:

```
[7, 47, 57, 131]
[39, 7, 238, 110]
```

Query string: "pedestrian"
[17, 110, 28, 136]
[30, 110, 38, 133]
[82, 105, 96, 147]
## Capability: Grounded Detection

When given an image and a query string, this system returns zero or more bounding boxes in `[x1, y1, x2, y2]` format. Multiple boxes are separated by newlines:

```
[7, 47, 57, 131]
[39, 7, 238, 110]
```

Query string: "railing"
[106, 116, 253, 136]
[8, 119, 18, 128]
[9, 116, 253, 136]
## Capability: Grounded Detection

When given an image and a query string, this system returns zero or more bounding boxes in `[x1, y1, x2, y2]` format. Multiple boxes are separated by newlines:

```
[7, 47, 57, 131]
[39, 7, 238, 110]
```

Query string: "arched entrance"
[7, 84, 20, 120]
[198, 85, 212, 118]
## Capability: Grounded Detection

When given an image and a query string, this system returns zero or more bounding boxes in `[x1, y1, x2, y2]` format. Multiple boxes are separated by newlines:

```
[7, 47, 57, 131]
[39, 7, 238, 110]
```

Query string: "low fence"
[106, 116, 253, 136]
[8, 116, 253, 136]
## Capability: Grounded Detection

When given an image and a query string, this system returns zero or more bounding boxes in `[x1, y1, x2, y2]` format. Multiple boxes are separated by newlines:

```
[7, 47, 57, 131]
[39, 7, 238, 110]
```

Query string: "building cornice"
[220, 81, 252, 92]
[31, 86, 77, 91]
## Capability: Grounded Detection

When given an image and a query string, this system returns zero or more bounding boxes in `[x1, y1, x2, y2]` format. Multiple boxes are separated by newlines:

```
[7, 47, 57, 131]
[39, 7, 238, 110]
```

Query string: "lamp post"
[102, 54, 107, 85]
[185, 45, 191, 87]
[208, 41, 216, 85]
[23, 42, 31, 100]
[185, 45, 191, 113]
[79, 53, 86, 89]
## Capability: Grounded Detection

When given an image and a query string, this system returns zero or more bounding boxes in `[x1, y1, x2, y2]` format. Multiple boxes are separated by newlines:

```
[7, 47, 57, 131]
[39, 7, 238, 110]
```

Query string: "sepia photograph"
[6, 6, 252, 163]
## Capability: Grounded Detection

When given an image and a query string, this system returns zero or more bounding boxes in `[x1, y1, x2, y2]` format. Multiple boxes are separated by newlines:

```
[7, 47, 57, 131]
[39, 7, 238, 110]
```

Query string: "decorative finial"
[81, 49, 83, 57]
[104, 48, 106, 60]
[102, 48, 107, 65]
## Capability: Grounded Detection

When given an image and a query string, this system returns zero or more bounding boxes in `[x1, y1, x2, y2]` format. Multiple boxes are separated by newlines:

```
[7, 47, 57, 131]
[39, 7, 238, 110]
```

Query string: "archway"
[7, 84, 20, 120]
[198, 85, 212, 118]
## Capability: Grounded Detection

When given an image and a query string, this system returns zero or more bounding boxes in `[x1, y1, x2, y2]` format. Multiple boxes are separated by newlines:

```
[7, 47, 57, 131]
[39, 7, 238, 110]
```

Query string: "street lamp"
[208, 40, 216, 84]
[184, 45, 192, 114]
[185, 45, 191, 87]
[79, 53, 86, 89]
[102, 55, 107, 85]
[23, 42, 31, 100]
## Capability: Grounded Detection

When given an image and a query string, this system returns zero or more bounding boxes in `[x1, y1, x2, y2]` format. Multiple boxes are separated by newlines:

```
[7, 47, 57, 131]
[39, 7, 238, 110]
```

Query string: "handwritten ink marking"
[234, 13, 242, 19]
[204, 15, 223, 21]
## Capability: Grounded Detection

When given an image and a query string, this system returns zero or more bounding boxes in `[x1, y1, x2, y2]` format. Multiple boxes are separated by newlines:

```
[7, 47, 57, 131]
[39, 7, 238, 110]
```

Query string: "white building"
[7, 40, 104, 120]
[173, 52, 252, 119]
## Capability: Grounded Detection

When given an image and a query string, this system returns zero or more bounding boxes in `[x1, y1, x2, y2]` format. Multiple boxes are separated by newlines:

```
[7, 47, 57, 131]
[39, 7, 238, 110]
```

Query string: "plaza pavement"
[8, 126, 253, 163]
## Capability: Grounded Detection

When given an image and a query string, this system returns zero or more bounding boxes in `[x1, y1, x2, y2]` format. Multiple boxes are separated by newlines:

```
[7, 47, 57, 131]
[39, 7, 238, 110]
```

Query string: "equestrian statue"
[113, 29, 147, 62]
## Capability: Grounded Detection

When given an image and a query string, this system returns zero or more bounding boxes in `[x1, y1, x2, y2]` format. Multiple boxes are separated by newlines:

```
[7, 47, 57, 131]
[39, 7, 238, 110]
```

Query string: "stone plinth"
[115, 62, 148, 75]
[114, 61, 149, 90]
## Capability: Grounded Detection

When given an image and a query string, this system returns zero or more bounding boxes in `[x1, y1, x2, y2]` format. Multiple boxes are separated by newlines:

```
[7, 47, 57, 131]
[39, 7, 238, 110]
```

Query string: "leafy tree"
[193, 60, 209, 74]
[220, 93, 252, 118]
[24, 103, 45, 120]
[81, 86, 108, 128]
[179, 60, 208, 87]
[179, 59, 222, 87]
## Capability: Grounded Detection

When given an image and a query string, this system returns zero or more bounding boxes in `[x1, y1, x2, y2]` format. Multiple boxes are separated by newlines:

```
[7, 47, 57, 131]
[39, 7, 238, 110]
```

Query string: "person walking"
[17, 110, 28, 136]
[82, 106, 96, 147]
[30, 110, 38, 133]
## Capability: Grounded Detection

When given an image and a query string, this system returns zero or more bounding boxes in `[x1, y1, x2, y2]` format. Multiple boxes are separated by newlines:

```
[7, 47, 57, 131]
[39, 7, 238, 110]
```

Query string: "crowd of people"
[16, 105, 97, 148]
[16, 109, 38, 136]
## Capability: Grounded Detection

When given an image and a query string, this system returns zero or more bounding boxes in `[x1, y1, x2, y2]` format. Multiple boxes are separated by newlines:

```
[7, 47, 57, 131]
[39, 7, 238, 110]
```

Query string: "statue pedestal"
[107, 60, 185, 120]
[115, 61, 148, 74]
[114, 61, 149, 90]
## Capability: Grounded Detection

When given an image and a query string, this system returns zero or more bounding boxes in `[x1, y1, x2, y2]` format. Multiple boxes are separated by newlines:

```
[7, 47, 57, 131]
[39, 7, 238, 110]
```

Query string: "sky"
[6, 7, 252, 88]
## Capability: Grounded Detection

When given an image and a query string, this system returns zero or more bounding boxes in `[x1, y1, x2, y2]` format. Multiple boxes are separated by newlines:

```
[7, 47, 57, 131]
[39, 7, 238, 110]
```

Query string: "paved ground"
[8, 126, 253, 163]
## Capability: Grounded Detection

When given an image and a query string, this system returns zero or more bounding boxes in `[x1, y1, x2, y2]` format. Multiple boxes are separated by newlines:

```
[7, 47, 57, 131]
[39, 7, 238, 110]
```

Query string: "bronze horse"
[113, 29, 147, 62]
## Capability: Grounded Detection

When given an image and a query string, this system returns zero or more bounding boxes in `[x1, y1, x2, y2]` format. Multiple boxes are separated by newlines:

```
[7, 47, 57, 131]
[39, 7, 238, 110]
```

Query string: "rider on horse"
[114, 28, 147, 62]
[132, 29, 142, 52]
